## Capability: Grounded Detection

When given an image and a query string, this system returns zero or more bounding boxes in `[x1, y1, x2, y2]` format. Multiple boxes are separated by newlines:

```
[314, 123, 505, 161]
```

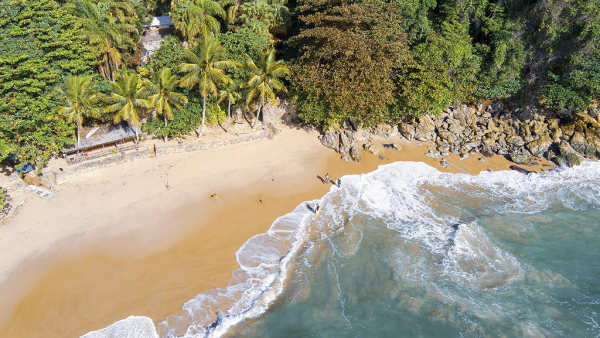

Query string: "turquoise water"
[83, 161, 600, 338]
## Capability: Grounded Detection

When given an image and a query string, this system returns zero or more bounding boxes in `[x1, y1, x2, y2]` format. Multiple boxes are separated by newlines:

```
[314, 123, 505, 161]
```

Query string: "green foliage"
[208, 101, 227, 123]
[540, 84, 586, 110]
[142, 95, 205, 138]
[0, 0, 96, 167]
[145, 35, 188, 71]
[0, 187, 9, 216]
[290, 2, 411, 126]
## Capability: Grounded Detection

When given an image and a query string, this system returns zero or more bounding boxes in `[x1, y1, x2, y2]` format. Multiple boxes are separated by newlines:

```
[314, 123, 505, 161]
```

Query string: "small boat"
[25, 185, 55, 200]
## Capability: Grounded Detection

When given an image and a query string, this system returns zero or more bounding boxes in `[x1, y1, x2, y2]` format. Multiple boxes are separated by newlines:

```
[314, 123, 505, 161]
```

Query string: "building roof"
[146, 16, 174, 28]
[63, 122, 143, 153]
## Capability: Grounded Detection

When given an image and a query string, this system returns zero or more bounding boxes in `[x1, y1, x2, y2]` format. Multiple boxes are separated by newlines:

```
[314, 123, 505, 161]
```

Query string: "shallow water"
[84, 161, 600, 338]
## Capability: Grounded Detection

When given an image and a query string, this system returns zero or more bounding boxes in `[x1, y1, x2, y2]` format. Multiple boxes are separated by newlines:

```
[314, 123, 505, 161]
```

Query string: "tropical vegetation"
[1, 0, 600, 169]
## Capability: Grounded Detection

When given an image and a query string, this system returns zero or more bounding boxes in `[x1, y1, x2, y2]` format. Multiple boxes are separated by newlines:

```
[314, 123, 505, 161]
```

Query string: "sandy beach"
[0, 125, 553, 338]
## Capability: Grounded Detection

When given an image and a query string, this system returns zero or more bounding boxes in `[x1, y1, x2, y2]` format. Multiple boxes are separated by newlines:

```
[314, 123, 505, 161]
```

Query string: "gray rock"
[559, 140, 577, 156]
[570, 131, 586, 153]
[374, 124, 398, 138]
[319, 130, 339, 151]
[566, 154, 581, 167]
[414, 115, 436, 142]
[399, 123, 416, 141]
[349, 145, 362, 162]
[526, 137, 552, 157]
[339, 130, 353, 154]
[363, 142, 380, 155]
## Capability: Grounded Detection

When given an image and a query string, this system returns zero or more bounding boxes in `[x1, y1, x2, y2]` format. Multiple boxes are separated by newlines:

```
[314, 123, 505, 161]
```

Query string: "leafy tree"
[56, 75, 103, 148]
[104, 70, 151, 140]
[69, 0, 139, 80]
[146, 67, 189, 141]
[0, 0, 96, 168]
[170, 0, 226, 44]
[178, 35, 236, 137]
[290, 2, 410, 126]
[242, 48, 290, 128]
[239, 0, 291, 36]
[218, 84, 241, 132]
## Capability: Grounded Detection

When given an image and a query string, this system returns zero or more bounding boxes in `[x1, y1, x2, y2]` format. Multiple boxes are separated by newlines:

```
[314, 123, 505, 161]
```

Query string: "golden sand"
[0, 127, 553, 338]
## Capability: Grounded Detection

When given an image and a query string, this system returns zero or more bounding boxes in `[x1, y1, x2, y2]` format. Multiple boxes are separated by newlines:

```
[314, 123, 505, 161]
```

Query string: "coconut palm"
[218, 84, 241, 133]
[104, 70, 151, 140]
[146, 67, 189, 141]
[171, 0, 226, 44]
[70, 0, 137, 80]
[56, 75, 102, 148]
[178, 35, 237, 137]
[242, 48, 290, 129]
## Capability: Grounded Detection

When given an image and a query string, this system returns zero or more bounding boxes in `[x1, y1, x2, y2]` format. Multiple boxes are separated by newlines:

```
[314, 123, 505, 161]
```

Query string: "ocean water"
[83, 161, 600, 338]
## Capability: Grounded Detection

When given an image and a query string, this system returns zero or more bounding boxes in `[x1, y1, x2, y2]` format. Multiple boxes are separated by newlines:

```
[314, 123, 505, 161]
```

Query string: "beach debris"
[210, 193, 221, 200]
[379, 155, 386, 161]
[478, 157, 485, 162]
[440, 159, 448, 168]
[259, 199, 263, 203]
[510, 165, 535, 175]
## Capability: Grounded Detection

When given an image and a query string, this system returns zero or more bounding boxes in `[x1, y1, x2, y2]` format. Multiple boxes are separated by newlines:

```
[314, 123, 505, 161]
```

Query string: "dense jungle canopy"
[1, 0, 599, 168]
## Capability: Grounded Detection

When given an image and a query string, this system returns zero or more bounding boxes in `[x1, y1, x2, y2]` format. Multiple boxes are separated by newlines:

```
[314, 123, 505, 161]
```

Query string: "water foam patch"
[80, 316, 158, 338]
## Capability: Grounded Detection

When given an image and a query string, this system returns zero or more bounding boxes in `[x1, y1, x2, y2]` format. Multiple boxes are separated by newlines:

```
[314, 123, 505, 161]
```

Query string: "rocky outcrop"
[317, 102, 599, 168]
[392, 103, 600, 167]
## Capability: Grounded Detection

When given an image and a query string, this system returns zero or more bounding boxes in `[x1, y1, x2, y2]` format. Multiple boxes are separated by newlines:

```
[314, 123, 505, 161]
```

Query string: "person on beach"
[336, 178, 341, 187]
[325, 173, 329, 183]
[314, 203, 320, 213]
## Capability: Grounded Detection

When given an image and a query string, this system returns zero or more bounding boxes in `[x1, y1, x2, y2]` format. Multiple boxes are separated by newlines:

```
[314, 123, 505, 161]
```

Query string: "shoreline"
[0, 125, 554, 337]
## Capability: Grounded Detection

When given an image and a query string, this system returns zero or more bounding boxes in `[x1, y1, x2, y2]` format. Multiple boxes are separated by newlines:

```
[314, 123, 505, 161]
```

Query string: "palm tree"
[178, 35, 237, 137]
[56, 75, 102, 148]
[171, 0, 226, 44]
[218, 84, 241, 133]
[104, 70, 151, 140]
[70, 0, 137, 80]
[146, 67, 189, 141]
[242, 48, 290, 129]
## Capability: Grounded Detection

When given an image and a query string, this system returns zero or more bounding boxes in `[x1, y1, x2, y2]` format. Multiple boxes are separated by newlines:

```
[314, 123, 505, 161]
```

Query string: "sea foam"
[81, 160, 600, 338]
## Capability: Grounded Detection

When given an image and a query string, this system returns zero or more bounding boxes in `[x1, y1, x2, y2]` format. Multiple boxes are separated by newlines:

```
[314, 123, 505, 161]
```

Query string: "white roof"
[147, 16, 174, 27]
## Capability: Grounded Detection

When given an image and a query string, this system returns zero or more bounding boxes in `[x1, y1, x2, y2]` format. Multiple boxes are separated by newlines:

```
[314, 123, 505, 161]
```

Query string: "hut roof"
[63, 122, 142, 154]
[146, 16, 174, 28]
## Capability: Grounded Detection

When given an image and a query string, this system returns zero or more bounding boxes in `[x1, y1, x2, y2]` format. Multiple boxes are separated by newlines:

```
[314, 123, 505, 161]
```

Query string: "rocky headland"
[319, 103, 600, 168]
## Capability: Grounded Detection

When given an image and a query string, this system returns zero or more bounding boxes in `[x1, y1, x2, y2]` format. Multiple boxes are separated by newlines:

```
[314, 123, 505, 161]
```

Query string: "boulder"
[507, 135, 525, 147]
[348, 117, 363, 132]
[565, 154, 581, 167]
[339, 130, 353, 154]
[384, 143, 402, 151]
[363, 142, 380, 155]
[210, 193, 221, 200]
[399, 123, 416, 141]
[349, 145, 362, 162]
[526, 137, 552, 157]
[319, 130, 339, 151]
[414, 115, 436, 142]
[570, 131, 586, 154]
[559, 140, 577, 156]
[561, 123, 575, 139]
[551, 155, 567, 167]
[510, 153, 530, 164]
[374, 124, 398, 138]
[584, 129, 600, 157]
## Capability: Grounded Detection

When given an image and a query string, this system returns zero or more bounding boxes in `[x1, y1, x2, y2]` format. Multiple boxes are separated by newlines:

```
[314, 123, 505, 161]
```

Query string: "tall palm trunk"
[164, 114, 168, 142]
[253, 97, 263, 129]
[227, 99, 231, 133]
[199, 95, 207, 137]
[77, 124, 81, 148]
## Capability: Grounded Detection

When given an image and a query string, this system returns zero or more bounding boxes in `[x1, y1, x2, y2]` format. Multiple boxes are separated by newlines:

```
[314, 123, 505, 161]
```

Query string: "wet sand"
[0, 127, 553, 338]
